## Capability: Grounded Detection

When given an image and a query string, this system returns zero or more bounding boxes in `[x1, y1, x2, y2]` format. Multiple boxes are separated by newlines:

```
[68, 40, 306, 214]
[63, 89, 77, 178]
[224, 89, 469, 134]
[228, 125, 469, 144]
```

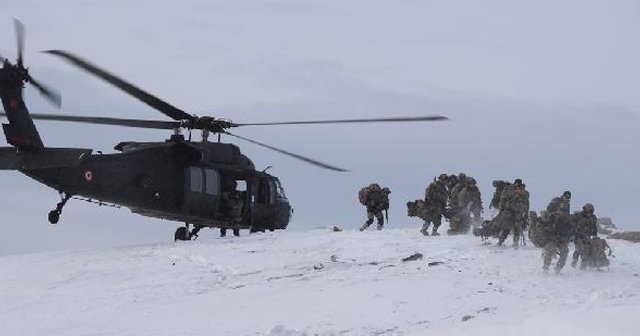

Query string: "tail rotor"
[1, 19, 61, 108]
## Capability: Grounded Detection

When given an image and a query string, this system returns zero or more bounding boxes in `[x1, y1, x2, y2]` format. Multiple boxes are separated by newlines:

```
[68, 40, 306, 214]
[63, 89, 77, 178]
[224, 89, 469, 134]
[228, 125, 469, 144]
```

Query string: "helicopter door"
[251, 177, 276, 230]
[255, 178, 274, 205]
[183, 167, 220, 216]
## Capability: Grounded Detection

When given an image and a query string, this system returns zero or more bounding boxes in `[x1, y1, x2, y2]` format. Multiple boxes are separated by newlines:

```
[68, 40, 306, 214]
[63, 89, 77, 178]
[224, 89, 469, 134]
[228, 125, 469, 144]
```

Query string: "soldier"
[571, 203, 598, 269]
[459, 178, 483, 226]
[220, 180, 243, 237]
[547, 190, 572, 217]
[449, 177, 483, 234]
[421, 176, 449, 236]
[447, 173, 468, 232]
[541, 191, 574, 273]
[359, 184, 391, 231]
[496, 179, 530, 247]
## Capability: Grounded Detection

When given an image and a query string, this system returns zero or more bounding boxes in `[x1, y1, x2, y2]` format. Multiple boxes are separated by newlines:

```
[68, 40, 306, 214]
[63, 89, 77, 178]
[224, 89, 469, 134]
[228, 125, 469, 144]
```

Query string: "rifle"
[385, 209, 389, 226]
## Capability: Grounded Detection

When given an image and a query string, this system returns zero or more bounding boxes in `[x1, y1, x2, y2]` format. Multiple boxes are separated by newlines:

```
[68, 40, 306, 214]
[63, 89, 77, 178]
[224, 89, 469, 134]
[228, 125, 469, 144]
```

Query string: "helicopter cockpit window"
[189, 167, 203, 193]
[204, 169, 220, 195]
[274, 179, 287, 199]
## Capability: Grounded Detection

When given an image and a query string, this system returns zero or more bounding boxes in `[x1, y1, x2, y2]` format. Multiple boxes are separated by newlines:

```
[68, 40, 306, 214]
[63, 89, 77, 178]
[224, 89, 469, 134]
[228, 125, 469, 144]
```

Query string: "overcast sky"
[1, 0, 638, 254]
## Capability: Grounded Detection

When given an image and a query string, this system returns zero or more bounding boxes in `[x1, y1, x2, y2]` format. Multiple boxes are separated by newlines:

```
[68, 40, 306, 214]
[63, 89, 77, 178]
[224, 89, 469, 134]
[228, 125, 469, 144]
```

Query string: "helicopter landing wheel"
[48, 192, 71, 225]
[48, 210, 60, 225]
[174, 227, 190, 241]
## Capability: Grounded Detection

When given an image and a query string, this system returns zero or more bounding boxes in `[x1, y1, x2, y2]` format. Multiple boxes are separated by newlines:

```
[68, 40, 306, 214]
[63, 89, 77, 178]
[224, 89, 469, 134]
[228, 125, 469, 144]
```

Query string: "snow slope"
[1, 229, 638, 335]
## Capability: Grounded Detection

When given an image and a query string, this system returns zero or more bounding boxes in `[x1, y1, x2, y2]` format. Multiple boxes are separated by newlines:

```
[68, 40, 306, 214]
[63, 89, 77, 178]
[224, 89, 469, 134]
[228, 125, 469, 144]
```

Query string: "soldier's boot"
[496, 229, 508, 246]
[513, 229, 523, 247]
[360, 218, 374, 232]
[420, 223, 430, 236]
[220, 228, 227, 237]
[376, 220, 384, 231]
[431, 227, 440, 236]
[233, 229, 240, 237]
[189, 226, 202, 240]
[571, 250, 580, 268]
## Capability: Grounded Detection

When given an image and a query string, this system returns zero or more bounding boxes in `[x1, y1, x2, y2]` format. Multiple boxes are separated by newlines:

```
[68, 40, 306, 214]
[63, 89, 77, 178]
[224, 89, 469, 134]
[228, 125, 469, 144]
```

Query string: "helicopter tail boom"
[0, 147, 91, 170]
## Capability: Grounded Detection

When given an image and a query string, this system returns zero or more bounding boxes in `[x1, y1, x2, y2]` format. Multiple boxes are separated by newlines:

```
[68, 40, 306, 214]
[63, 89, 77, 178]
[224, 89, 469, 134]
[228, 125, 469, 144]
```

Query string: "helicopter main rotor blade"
[234, 115, 448, 127]
[0, 112, 182, 129]
[224, 131, 348, 172]
[14, 19, 25, 66]
[44, 50, 194, 122]
[26, 76, 62, 108]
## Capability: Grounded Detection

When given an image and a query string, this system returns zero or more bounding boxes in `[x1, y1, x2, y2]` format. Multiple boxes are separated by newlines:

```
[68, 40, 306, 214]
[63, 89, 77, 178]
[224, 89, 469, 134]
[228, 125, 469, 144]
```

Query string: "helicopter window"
[274, 180, 287, 199]
[235, 180, 247, 192]
[188, 167, 203, 193]
[204, 169, 220, 195]
[269, 181, 276, 202]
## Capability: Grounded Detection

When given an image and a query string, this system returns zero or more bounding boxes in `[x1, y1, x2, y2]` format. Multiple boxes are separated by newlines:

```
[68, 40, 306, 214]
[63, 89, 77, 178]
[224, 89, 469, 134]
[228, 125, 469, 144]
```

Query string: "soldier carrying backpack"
[571, 203, 598, 269]
[541, 191, 573, 273]
[419, 176, 449, 236]
[359, 183, 391, 231]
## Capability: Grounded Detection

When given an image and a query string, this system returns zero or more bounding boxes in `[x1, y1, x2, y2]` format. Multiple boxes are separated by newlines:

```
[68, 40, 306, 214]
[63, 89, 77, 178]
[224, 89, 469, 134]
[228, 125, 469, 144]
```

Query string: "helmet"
[562, 190, 572, 199]
[468, 177, 477, 185]
[458, 173, 467, 181]
[438, 174, 448, 182]
[382, 187, 391, 194]
[583, 203, 595, 213]
[514, 178, 523, 185]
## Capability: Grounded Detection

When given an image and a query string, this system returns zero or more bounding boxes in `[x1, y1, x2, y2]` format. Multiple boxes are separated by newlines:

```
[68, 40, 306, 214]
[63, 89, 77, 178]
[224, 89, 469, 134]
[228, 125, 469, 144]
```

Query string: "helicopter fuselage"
[3, 55, 293, 233]
[17, 139, 292, 231]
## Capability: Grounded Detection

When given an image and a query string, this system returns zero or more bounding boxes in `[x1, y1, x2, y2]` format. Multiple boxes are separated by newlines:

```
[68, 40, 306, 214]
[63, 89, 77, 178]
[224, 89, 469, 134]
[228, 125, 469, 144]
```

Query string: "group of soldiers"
[527, 191, 611, 273]
[359, 175, 612, 273]
[407, 173, 483, 236]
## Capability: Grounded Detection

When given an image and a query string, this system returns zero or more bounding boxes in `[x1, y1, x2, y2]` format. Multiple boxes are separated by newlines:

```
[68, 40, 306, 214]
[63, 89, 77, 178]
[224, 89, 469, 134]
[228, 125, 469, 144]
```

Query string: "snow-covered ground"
[1, 229, 638, 335]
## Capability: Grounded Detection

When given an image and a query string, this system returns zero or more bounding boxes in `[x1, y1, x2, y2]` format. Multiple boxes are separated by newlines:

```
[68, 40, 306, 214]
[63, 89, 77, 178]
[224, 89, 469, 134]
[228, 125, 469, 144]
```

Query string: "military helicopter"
[0, 20, 447, 240]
